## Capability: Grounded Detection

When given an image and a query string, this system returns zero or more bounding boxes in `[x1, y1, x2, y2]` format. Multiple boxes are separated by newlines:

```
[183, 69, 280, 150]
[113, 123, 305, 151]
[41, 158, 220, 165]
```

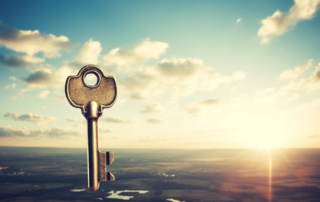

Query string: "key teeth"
[107, 172, 115, 181]
[107, 151, 114, 165]
[98, 151, 115, 182]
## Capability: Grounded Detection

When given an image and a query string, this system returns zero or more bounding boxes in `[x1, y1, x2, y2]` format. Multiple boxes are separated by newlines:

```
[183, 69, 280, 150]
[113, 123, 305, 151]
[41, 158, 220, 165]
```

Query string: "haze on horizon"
[0, 0, 320, 149]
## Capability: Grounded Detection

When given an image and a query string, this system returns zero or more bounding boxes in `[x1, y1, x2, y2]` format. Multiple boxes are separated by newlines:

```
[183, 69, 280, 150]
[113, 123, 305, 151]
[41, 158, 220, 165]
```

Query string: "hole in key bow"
[85, 73, 99, 87]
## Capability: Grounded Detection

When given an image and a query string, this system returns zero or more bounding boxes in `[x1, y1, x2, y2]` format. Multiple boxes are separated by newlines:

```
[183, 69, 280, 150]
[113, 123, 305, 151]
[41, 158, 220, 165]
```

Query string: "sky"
[0, 0, 320, 149]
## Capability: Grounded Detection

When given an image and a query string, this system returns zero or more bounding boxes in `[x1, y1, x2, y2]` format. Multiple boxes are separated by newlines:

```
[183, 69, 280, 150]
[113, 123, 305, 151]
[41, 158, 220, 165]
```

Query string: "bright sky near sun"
[1, 0, 320, 149]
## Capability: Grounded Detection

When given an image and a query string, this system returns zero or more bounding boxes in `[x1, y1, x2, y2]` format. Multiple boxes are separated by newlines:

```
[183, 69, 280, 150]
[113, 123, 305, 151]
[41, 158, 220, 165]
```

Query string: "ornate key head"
[65, 64, 117, 116]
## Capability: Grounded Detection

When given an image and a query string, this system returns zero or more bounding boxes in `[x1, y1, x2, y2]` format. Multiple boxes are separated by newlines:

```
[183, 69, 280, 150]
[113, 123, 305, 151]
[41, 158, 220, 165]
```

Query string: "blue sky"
[1, 0, 320, 149]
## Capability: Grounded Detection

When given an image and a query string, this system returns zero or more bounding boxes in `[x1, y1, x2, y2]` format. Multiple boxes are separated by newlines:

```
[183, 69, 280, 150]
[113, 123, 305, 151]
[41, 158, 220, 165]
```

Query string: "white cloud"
[20, 62, 75, 92]
[280, 59, 313, 79]
[258, 0, 320, 44]
[66, 117, 78, 122]
[4, 112, 55, 125]
[141, 103, 165, 114]
[43, 127, 81, 138]
[72, 38, 102, 66]
[0, 21, 72, 58]
[37, 90, 50, 99]
[100, 128, 118, 134]
[0, 125, 81, 138]
[156, 58, 204, 80]
[147, 118, 163, 124]
[120, 70, 160, 100]
[102, 38, 168, 66]
[184, 98, 225, 116]
[309, 62, 320, 84]
[236, 18, 242, 23]
[20, 39, 102, 91]
[0, 125, 30, 137]
[103, 116, 142, 124]
[4, 83, 16, 90]
[22, 68, 65, 90]
[120, 57, 246, 100]
[279, 62, 320, 91]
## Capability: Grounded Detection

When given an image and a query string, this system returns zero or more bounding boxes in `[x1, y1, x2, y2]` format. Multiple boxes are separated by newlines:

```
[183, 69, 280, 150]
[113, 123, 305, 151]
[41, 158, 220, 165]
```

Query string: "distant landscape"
[1, 147, 320, 202]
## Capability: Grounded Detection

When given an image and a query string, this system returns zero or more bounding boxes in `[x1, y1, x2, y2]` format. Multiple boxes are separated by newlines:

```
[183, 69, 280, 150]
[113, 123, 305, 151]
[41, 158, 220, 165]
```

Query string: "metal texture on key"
[65, 64, 117, 191]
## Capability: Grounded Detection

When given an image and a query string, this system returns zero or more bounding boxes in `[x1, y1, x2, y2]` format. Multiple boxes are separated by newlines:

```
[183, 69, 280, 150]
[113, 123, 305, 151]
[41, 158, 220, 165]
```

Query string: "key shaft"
[86, 101, 100, 191]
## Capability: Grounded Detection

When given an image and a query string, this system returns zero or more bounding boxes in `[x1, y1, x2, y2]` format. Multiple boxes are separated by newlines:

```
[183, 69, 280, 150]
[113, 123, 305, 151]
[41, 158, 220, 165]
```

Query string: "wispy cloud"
[236, 18, 241, 24]
[120, 57, 246, 100]
[66, 117, 78, 122]
[0, 126, 30, 137]
[0, 126, 81, 138]
[184, 98, 225, 116]
[37, 90, 50, 99]
[280, 59, 313, 80]
[102, 38, 168, 67]
[258, 0, 320, 44]
[103, 116, 141, 124]
[141, 103, 165, 114]
[19, 39, 101, 91]
[4, 112, 55, 125]
[147, 118, 163, 124]
[4, 83, 16, 90]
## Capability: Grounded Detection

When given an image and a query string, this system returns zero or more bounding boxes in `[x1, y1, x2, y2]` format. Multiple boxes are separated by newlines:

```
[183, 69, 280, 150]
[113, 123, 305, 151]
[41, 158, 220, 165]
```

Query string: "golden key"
[65, 65, 117, 191]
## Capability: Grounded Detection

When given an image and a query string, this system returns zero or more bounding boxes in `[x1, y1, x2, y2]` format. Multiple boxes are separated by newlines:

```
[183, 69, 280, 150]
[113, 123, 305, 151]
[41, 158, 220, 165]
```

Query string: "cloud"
[38, 90, 50, 99]
[199, 98, 226, 105]
[0, 125, 81, 138]
[23, 69, 61, 89]
[70, 39, 102, 67]
[258, 0, 320, 44]
[0, 125, 30, 137]
[310, 63, 320, 83]
[141, 103, 165, 114]
[0, 21, 72, 58]
[21, 64, 73, 91]
[236, 18, 242, 23]
[282, 62, 320, 91]
[184, 98, 225, 116]
[280, 59, 313, 79]
[0, 54, 44, 68]
[120, 57, 246, 100]
[156, 58, 204, 80]
[103, 116, 141, 124]
[4, 83, 16, 90]
[66, 117, 77, 122]
[4, 112, 55, 125]
[43, 127, 81, 138]
[100, 128, 118, 134]
[119, 71, 160, 100]
[20, 39, 101, 91]
[102, 38, 168, 66]
[147, 118, 163, 124]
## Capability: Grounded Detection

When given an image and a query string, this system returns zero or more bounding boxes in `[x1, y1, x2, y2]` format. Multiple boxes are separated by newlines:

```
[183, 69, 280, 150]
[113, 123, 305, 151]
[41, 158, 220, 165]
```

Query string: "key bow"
[65, 64, 117, 117]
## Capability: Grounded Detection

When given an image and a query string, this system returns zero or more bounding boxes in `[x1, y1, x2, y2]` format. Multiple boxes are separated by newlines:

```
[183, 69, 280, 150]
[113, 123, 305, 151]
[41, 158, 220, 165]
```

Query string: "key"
[65, 64, 117, 191]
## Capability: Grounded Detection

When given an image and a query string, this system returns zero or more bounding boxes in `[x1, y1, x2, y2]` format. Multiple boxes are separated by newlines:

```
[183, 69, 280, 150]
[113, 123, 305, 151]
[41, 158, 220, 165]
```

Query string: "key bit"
[65, 64, 117, 191]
